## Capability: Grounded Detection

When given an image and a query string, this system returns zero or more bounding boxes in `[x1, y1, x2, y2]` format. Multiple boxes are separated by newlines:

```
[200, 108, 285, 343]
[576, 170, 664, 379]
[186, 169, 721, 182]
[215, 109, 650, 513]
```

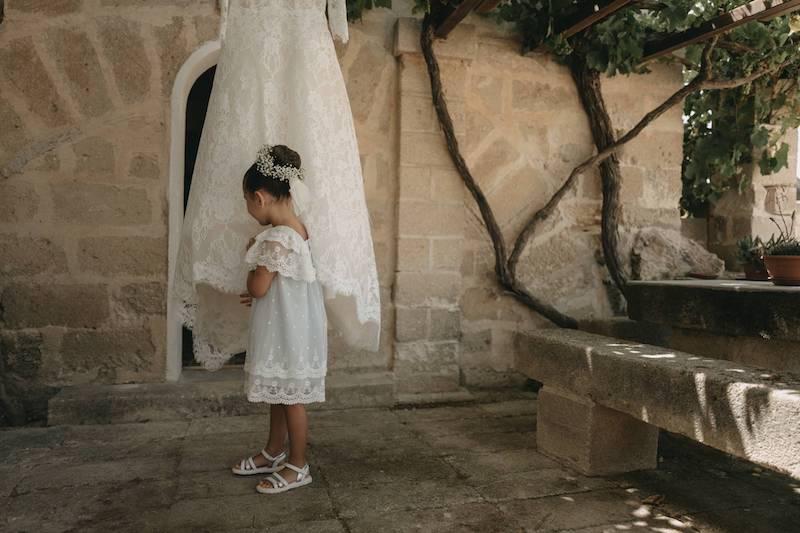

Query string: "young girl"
[231, 144, 327, 494]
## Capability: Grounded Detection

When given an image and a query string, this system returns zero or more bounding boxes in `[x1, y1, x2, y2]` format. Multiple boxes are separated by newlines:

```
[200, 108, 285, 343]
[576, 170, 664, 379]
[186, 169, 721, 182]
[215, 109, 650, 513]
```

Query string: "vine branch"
[419, 11, 798, 327]
[420, 17, 578, 329]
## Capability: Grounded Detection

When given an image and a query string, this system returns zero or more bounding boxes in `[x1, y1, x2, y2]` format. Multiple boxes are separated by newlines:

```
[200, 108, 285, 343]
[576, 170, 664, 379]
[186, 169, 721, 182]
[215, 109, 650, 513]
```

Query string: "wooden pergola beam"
[529, 0, 634, 53]
[434, 0, 485, 38]
[557, 0, 634, 39]
[476, 0, 504, 13]
[642, 0, 800, 63]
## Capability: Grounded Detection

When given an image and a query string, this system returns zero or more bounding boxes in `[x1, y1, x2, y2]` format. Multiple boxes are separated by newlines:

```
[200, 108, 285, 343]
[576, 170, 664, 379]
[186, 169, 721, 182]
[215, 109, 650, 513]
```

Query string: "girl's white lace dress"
[173, 0, 381, 371]
[244, 226, 327, 404]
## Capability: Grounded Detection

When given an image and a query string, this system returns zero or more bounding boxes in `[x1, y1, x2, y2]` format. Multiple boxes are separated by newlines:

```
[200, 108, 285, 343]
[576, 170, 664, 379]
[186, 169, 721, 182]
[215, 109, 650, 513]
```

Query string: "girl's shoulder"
[253, 225, 309, 253]
[246, 225, 316, 282]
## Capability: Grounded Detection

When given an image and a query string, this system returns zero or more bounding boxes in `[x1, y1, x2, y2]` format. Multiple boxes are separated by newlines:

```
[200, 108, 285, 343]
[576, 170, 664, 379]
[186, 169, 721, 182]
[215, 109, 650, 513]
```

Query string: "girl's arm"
[247, 266, 277, 299]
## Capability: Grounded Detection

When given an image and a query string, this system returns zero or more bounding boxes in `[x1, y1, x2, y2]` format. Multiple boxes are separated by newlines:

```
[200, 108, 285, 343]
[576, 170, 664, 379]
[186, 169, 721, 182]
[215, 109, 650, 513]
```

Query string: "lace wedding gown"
[173, 0, 381, 370]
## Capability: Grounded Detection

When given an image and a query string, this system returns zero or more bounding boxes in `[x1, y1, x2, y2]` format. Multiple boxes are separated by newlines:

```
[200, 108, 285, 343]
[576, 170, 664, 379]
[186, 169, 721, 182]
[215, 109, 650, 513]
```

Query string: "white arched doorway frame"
[166, 40, 221, 381]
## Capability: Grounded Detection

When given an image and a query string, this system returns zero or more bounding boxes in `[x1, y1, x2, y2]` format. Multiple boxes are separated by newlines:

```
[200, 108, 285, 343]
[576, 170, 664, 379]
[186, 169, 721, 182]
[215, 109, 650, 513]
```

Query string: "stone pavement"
[2, 394, 799, 532]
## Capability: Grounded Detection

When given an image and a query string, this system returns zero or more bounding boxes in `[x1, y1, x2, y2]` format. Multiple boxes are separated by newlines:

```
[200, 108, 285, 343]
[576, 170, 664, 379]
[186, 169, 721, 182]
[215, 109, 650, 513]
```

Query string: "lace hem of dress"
[245, 373, 325, 404]
[176, 302, 231, 371]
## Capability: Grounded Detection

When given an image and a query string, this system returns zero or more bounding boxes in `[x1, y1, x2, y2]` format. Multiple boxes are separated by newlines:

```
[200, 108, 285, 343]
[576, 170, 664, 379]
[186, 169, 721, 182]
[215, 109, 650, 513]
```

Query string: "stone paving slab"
[2, 393, 799, 532]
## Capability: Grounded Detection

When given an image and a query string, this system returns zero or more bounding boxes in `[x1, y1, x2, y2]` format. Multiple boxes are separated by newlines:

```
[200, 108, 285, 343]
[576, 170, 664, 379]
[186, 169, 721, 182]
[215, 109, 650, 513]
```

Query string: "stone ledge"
[627, 279, 800, 341]
[47, 369, 396, 426]
[515, 328, 800, 479]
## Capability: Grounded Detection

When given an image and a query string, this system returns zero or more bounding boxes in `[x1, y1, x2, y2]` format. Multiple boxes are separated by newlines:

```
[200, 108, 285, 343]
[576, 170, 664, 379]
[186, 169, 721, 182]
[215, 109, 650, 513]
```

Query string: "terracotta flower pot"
[764, 255, 800, 286]
[742, 263, 770, 281]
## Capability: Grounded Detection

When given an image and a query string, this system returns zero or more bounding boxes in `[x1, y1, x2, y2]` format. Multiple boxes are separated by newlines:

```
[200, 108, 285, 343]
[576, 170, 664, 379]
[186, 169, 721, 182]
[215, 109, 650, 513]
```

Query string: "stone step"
[47, 369, 396, 426]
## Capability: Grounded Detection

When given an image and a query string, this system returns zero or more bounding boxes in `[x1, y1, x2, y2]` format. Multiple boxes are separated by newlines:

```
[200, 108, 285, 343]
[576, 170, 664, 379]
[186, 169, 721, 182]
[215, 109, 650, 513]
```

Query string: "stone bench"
[515, 329, 800, 479]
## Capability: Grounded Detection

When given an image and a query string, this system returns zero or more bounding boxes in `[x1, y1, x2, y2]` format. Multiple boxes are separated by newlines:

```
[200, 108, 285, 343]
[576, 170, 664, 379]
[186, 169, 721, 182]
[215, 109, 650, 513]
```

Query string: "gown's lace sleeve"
[218, 0, 229, 42]
[326, 0, 349, 44]
[244, 228, 316, 282]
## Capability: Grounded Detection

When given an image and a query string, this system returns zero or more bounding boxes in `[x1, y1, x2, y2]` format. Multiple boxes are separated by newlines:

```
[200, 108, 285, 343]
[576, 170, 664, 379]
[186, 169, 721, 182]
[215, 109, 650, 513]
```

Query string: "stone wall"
[0, 0, 227, 421]
[391, 15, 684, 391]
[0, 0, 686, 422]
[708, 127, 799, 267]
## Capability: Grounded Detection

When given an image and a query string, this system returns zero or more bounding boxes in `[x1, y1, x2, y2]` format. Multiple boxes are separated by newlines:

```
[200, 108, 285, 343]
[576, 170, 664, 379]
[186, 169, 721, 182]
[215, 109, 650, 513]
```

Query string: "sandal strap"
[267, 472, 287, 488]
[245, 457, 256, 471]
[260, 449, 286, 467]
[282, 462, 308, 478]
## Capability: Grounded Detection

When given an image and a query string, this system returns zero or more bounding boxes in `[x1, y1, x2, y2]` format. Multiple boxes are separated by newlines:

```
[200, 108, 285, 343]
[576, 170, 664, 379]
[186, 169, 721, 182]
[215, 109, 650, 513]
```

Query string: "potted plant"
[736, 235, 770, 281]
[764, 210, 800, 286]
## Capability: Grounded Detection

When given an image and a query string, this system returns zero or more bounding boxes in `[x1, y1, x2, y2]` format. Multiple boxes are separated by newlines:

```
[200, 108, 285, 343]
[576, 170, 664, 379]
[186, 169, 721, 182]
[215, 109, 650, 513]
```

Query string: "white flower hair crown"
[255, 144, 304, 183]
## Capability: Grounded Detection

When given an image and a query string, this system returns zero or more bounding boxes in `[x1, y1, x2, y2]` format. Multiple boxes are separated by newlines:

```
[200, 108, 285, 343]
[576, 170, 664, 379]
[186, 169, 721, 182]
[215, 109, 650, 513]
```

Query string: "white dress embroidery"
[244, 226, 327, 404]
[173, 0, 381, 371]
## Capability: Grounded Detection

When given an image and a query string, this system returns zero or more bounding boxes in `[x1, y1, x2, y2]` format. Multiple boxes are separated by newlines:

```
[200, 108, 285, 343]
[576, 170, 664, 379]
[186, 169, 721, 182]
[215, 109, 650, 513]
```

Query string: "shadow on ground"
[1, 391, 798, 532]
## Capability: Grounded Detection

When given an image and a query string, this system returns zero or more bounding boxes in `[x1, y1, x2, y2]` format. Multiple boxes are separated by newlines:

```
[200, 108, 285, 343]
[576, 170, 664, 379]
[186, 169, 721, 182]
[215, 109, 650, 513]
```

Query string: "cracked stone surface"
[2, 394, 799, 532]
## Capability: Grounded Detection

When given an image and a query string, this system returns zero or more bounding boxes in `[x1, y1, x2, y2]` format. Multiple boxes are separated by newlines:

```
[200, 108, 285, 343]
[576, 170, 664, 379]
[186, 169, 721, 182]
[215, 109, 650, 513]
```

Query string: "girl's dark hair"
[242, 144, 301, 199]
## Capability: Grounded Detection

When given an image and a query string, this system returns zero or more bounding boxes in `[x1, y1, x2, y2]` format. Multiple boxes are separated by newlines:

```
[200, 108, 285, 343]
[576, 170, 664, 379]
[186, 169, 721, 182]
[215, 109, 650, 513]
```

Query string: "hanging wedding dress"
[173, 0, 381, 370]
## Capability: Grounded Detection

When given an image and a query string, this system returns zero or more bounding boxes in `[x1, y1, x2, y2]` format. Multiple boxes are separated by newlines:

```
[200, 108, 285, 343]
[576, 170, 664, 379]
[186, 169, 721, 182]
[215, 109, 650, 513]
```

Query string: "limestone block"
[346, 44, 389, 123]
[400, 131, 452, 168]
[154, 17, 189, 97]
[52, 183, 151, 225]
[72, 136, 115, 177]
[668, 327, 800, 375]
[0, 330, 43, 380]
[399, 55, 432, 97]
[1, 284, 109, 328]
[115, 282, 167, 316]
[431, 238, 461, 271]
[394, 18, 422, 57]
[395, 341, 458, 372]
[626, 279, 800, 342]
[428, 308, 460, 340]
[395, 366, 461, 394]
[0, 181, 38, 223]
[537, 387, 659, 476]
[0, 37, 71, 127]
[395, 306, 428, 342]
[463, 106, 494, 153]
[61, 328, 156, 375]
[471, 74, 503, 115]
[487, 164, 539, 226]
[96, 16, 151, 104]
[0, 234, 68, 276]
[128, 153, 160, 180]
[0, 97, 28, 163]
[469, 138, 520, 193]
[78, 236, 166, 275]
[400, 93, 437, 133]
[397, 237, 429, 272]
[10, 0, 81, 15]
[398, 166, 431, 200]
[193, 14, 220, 43]
[517, 328, 800, 478]
[460, 286, 499, 321]
[625, 227, 724, 280]
[431, 168, 464, 201]
[45, 27, 112, 118]
[511, 79, 573, 114]
[398, 200, 463, 237]
[394, 272, 460, 306]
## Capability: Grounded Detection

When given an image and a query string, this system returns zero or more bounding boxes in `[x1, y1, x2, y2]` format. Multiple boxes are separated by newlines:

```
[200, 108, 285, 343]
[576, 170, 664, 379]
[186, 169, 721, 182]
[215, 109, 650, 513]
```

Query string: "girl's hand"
[246, 237, 256, 251]
[239, 292, 253, 307]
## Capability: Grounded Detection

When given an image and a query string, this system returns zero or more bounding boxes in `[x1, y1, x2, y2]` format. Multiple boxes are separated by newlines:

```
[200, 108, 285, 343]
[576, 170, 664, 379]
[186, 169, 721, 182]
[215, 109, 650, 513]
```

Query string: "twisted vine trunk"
[569, 55, 628, 295]
[419, 18, 578, 329]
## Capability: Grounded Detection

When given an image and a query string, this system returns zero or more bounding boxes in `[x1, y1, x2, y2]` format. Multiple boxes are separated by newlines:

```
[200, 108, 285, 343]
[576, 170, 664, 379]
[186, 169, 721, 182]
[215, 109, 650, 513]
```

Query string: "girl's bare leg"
[264, 404, 288, 456]
[232, 404, 288, 469]
[258, 403, 308, 487]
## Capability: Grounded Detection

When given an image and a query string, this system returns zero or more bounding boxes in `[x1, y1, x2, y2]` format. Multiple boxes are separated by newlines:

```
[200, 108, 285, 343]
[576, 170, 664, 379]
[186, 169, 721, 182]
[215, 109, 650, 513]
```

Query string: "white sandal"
[232, 449, 287, 476]
[256, 462, 313, 494]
